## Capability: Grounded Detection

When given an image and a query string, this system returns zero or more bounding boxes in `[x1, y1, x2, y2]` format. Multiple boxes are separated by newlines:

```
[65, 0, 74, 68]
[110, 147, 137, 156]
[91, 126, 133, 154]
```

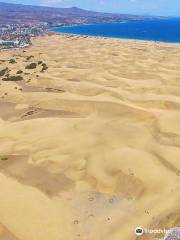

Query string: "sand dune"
[0, 35, 180, 240]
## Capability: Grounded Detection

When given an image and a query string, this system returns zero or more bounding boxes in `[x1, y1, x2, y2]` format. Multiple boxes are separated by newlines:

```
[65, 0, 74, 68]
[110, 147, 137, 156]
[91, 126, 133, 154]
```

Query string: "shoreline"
[1, 23, 180, 52]
[1, 32, 180, 53]
[50, 20, 180, 45]
[49, 31, 180, 46]
[51, 30, 180, 45]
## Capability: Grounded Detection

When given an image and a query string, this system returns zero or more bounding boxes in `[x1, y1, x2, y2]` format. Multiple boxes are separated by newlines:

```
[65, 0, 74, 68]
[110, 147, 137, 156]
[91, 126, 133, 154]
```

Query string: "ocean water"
[51, 19, 180, 43]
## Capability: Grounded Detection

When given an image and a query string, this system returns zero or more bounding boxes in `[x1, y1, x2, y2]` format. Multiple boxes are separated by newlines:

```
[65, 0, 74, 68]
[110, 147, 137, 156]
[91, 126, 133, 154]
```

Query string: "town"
[0, 1, 161, 50]
[0, 23, 48, 49]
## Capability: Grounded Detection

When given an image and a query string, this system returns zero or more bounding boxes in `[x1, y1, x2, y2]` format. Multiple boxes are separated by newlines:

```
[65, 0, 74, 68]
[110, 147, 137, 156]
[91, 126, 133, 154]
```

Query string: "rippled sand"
[0, 35, 180, 240]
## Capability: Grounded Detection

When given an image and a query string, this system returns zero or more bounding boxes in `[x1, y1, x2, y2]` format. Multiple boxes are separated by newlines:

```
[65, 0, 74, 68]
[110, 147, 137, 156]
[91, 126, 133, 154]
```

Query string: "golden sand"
[0, 35, 180, 240]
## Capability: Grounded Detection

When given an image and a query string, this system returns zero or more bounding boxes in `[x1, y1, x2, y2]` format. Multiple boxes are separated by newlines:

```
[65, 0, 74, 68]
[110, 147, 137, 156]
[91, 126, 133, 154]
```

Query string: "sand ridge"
[0, 34, 180, 240]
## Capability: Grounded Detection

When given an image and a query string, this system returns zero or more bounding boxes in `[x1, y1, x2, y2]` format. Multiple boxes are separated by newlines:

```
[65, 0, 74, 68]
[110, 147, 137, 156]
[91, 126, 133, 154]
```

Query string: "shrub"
[0, 156, 8, 161]
[2, 75, 23, 81]
[38, 61, 43, 65]
[26, 55, 34, 61]
[9, 59, 16, 64]
[0, 68, 8, 77]
[17, 70, 23, 74]
[25, 63, 37, 69]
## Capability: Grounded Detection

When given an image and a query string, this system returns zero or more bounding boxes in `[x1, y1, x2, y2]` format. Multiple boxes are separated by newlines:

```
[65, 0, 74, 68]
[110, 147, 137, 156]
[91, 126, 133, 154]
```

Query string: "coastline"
[50, 19, 180, 44]
[50, 30, 180, 46]
[1, 20, 180, 52]
[2, 31, 180, 53]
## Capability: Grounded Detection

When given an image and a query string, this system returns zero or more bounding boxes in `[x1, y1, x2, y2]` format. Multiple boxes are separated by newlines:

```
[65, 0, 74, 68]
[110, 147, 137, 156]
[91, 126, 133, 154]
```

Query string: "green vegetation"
[16, 70, 23, 74]
[9, 59, 16, 64]
[2, 75, 23, 81]
[26, 55, 34, 61]
[25, 63, 37, 69]
[0, 155, 8, 161]
[0, 67, 8, 77]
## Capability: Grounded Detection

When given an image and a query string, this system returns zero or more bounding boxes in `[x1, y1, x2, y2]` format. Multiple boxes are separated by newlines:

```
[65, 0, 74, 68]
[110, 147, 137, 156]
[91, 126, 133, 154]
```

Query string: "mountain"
[0, 1, 162, 25]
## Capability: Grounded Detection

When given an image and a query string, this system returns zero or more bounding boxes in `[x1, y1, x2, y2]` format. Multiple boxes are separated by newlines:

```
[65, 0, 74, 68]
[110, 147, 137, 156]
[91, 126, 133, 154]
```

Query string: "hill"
[0, 1, 161, 25]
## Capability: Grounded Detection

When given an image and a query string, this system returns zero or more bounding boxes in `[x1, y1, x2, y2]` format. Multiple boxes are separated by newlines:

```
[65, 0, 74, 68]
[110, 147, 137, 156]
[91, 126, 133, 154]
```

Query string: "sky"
[1, 0, 180, 17]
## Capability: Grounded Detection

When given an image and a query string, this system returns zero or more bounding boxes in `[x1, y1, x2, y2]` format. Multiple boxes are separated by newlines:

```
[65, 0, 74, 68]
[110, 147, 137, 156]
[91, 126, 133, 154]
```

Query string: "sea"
[51, 18, 180, 43]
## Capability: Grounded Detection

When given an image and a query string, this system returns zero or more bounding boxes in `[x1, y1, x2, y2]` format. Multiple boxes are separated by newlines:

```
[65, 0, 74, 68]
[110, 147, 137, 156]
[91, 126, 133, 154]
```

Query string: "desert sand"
[0, 34, 180, 240]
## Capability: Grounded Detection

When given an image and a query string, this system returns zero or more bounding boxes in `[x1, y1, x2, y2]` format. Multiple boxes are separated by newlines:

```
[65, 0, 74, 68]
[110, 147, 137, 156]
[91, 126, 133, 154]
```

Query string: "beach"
[52, 19, 180, 43]
[0, 34, 180, 240]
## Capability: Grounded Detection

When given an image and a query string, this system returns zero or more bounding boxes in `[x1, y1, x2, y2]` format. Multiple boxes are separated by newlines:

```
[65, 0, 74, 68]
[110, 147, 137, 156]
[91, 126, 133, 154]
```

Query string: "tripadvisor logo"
[135, 227, 144, 236]
[135, 226, 180, 238]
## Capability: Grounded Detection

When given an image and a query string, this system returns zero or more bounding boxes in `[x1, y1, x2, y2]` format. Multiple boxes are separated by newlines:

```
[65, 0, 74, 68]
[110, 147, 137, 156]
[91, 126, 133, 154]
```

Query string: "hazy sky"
[2, 0, 180, 17]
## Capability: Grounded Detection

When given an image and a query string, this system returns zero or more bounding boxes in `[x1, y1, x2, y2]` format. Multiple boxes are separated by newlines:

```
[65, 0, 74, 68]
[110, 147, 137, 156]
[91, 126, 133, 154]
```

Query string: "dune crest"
[0, 35, 180, 240]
